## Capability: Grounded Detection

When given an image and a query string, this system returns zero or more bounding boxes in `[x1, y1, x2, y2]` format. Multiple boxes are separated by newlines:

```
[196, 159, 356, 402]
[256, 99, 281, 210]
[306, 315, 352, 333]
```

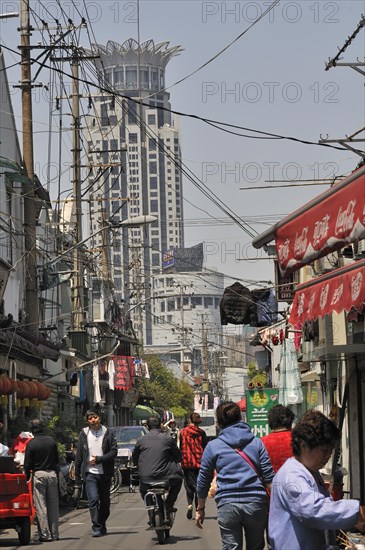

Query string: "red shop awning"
[252, 166, 365, 276]
[289, 259, 365, 325]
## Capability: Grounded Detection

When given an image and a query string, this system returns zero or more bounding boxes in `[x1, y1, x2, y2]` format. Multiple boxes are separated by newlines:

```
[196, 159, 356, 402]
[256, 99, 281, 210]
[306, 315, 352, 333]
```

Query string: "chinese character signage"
[113, 356, 135, 391]
[245, 388, 279, 438]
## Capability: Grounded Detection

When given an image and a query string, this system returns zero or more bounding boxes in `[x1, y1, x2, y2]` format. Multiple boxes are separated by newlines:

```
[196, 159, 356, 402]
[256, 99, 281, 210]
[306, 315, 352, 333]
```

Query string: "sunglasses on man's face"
[87, 415, 99, 420]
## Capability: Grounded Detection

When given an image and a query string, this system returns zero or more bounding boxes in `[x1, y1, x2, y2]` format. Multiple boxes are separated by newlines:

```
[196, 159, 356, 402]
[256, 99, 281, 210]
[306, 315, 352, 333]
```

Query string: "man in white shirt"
[74, 410, 117, 537]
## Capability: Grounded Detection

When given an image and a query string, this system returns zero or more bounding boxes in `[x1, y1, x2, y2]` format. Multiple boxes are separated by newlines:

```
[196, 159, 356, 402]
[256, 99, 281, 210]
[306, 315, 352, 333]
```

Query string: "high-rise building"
[86, 39, 184, 345]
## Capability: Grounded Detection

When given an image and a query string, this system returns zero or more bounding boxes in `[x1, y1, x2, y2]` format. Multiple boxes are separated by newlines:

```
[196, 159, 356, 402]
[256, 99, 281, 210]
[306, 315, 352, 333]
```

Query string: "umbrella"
[236, 397, 247, 411]
[132, 405, 159, 421]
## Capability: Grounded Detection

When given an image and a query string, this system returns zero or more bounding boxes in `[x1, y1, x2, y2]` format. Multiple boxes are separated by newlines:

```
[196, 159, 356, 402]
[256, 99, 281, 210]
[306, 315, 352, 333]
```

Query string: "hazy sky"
[1, 0, 364, 287]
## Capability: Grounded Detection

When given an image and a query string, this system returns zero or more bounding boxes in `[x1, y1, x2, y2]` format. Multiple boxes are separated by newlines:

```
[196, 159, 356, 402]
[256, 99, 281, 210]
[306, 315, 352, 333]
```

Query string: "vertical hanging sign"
[245, 388, 279, 438]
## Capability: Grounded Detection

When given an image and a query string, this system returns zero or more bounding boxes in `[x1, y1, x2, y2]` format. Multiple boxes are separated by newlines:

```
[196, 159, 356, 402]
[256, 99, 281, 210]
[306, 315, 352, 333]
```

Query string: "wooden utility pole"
[19, 0, 39, 334]
[70, 54, 84, 332]
[51, 45, 98, 336]
[201, 314, 209, 392]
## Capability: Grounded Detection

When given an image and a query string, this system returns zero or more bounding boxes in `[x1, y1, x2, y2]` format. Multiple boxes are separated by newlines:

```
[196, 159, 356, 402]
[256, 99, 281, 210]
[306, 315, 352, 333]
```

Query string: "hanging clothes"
[251, 288, 278, 326]
[279, 339, 304, 406]
[79, 370, 85, 402]
[220, 282, 253, 325]
[70, 372, 80, 398]
[93, 363, 102, 403]
[108, 359, 115, 391]
[142, 361, 150, 379]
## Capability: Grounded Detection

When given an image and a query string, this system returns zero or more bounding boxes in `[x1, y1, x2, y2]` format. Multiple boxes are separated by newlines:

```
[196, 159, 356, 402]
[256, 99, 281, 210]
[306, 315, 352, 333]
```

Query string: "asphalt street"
[0, 486, 223, 549]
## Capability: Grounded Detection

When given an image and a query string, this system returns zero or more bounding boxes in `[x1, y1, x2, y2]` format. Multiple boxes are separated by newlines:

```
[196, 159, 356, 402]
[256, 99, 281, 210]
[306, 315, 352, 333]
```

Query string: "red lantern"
[27, 381, 39, 400]
[18, 380, 31, 399]
[14, 380, 27, 399]
[0, 376, 15, 395]
[44, 386, 52, 400]
[34, 382, 49, 401]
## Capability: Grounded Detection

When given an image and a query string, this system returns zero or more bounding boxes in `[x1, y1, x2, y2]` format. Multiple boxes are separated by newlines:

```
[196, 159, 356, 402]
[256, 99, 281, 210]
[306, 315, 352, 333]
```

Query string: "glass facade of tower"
[86, 40, 184, 345]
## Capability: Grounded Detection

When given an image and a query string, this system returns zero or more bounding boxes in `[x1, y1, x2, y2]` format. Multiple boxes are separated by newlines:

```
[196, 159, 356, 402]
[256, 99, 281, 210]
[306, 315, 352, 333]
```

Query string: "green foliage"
[251, 370, 267, 386]
[170, 406, 187, 419]
[247, 361, 258, 380]
[137, 355, 194, 417]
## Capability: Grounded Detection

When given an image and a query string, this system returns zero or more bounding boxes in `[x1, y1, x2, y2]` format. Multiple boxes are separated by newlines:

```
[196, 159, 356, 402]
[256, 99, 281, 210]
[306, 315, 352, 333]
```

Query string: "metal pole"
[19, 0, 39, 334]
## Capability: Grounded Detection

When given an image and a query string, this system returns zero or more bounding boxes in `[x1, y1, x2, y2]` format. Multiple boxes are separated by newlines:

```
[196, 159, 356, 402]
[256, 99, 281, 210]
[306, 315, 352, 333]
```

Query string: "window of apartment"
[150, 200, 158, 212]
[204, 297, 214, 308]
[149, 138, 157, 150]
[148, 114, 156, 125]
[152, 253, 160, 266]
[150, 177, 158, 189]
[167, 315, 173, 324]
[114, 69, 124, 86]
[160, 301, 165, 312]
[129, 133, 138, 143]
[126, 68, 137, 87]
[191, 296, 202, 307]
[149, 161, 157, 174]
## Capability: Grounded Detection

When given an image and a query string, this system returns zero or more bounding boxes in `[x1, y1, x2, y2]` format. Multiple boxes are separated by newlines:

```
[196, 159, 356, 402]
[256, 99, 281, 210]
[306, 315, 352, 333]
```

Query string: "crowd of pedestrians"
[4, 403, 365, 548]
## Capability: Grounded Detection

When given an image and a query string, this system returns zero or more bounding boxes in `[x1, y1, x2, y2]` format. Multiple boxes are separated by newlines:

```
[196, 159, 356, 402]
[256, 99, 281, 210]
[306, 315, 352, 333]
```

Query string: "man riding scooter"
[132, 416, 183, 520]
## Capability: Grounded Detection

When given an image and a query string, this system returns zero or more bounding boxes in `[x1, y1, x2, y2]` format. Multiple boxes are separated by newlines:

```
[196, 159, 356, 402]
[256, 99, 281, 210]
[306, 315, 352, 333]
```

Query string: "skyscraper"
[86, 39, 184, 345]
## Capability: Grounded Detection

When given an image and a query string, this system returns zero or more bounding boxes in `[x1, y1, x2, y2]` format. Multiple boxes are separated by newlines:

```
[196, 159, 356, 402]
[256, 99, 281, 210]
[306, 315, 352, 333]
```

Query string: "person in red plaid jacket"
[180, 412, 207, 519]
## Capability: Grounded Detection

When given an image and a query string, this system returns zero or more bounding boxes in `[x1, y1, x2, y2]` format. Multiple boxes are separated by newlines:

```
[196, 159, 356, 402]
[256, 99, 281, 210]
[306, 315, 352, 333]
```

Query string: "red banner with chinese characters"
[113, 356, 135, 391]
[289, 259, 365, 325]
[275, 169, 365, 275]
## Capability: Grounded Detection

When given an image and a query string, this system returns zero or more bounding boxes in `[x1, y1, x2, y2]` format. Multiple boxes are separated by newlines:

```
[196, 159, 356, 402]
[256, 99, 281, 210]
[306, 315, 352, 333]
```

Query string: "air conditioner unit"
[316, 255, 338, 274]
[354, 239, 365, 259]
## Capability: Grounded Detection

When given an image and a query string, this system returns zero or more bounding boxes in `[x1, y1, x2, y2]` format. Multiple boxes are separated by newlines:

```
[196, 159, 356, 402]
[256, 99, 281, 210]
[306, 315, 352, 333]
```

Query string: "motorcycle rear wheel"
[154, 512, 165, 544]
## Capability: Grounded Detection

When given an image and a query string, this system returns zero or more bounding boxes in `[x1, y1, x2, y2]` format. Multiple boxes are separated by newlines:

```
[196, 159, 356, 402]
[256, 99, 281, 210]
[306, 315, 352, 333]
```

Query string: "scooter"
[144, 481, 176, 545]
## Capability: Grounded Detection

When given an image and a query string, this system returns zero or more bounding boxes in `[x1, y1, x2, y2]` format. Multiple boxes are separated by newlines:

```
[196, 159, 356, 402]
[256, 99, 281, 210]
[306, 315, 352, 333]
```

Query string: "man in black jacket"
[74, 410, 117, 537]
[24, 419, 59, 542]
[132, 416, 183, 514]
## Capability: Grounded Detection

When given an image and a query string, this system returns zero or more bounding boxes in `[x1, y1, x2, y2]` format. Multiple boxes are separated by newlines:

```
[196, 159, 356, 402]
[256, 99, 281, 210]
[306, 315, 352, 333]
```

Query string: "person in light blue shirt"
[269, 410, 365, 550]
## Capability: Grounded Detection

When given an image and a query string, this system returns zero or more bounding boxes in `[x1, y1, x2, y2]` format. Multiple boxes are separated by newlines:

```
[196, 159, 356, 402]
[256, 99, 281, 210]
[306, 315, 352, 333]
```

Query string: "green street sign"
[245, 388, 279, 438]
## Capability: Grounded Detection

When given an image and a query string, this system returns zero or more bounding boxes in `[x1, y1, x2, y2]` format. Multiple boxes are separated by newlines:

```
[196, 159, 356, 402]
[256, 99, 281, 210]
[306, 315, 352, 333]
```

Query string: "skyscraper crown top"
[91, 39, 184, 69]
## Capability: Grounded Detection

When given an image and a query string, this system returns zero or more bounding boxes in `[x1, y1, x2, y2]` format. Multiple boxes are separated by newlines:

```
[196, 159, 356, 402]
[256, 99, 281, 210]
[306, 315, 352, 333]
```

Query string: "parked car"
[112, 425, 148, 489]
[113, 425, 148, 455]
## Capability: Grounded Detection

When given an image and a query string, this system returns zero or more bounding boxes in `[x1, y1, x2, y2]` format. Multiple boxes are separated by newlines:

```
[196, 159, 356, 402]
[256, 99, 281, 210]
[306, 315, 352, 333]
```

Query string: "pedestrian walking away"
[73, 409, 117, 538]
[180, 412, 207, 519]
[196, 401, 274, 550]
[23, 419, 59, 542]
[164, 418, 180, 447]
[132, 416, 183, 516]
[269, 410, 365, 550]
[261, 404, 294, 473]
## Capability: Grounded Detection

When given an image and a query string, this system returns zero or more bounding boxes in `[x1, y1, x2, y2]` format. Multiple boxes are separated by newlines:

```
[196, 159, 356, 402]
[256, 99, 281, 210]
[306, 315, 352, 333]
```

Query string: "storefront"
[252, 165, 365, 501]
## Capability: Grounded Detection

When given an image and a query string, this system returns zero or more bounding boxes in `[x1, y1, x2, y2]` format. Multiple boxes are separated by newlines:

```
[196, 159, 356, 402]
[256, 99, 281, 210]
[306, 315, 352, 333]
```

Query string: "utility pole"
[201, 314, 209, 392]
[70, 53, 84, 332]
[51, 44, 98, 336]
[19, 0, 39, 334]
